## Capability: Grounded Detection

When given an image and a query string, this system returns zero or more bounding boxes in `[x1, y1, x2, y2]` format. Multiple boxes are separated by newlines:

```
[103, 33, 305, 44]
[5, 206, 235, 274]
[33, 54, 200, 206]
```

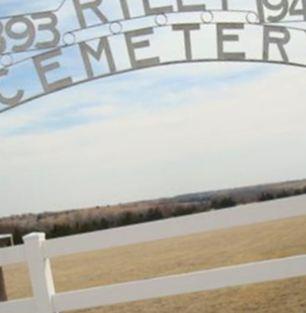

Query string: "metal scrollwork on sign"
[1, 0, 306, 114]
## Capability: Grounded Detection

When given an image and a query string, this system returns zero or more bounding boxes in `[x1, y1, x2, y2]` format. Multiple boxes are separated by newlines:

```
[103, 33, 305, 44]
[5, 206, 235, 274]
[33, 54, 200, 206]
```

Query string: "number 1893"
[0, 12, 60, 55]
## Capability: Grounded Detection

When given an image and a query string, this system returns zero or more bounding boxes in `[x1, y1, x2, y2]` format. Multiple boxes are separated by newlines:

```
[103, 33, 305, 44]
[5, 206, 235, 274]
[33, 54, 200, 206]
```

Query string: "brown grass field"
[3, 215, 306, 313]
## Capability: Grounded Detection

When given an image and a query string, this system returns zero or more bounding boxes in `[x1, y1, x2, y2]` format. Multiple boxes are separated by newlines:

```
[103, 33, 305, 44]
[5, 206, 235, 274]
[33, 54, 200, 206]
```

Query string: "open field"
[3, 213, 306, 312]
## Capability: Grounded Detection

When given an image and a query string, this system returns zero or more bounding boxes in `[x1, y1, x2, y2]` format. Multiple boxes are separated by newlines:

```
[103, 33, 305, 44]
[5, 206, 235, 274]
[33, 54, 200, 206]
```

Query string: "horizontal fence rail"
[0, 245, 25, 266]
[53, 255, 306, 312]
[0, 195, 306, 313]
[0, 298, 36, 313]
[45, 195, 306, 258]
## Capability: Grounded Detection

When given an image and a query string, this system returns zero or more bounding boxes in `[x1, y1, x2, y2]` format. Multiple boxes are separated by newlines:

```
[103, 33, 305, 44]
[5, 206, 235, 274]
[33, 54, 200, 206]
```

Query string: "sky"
[1, 0, 306, 217]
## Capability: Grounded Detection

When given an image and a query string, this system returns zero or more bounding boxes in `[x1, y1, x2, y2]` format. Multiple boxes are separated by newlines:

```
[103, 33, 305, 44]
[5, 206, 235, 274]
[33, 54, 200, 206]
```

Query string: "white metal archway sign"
[1, 0, 306, 113]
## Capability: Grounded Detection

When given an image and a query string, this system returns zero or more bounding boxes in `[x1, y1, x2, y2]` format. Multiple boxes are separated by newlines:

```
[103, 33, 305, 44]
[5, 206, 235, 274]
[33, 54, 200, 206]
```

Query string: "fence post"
[23, 233, 57, 313]
[0, 267, 7, 301]
[0, 234, 13, 302]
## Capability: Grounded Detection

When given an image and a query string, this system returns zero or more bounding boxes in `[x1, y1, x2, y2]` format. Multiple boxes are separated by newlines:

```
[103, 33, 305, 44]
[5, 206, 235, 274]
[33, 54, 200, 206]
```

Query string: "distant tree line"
[1, 202, 235, 244]
[1, 185, 306, 245]
[259, 186, 306, 201]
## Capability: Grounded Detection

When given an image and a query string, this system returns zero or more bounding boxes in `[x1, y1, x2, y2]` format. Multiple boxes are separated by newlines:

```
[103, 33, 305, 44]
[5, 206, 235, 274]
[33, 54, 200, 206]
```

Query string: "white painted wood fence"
[1, 195, 306, 313]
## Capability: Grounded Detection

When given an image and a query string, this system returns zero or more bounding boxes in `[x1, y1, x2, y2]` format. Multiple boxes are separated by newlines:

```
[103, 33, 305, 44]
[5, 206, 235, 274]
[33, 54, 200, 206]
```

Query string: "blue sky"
[1, 0, 306, 216]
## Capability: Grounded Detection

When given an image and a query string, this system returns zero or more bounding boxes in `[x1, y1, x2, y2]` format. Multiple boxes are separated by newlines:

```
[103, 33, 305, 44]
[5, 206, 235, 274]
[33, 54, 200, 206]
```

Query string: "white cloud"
[1, 63, 306, 215]
[1, 0, 306, 215]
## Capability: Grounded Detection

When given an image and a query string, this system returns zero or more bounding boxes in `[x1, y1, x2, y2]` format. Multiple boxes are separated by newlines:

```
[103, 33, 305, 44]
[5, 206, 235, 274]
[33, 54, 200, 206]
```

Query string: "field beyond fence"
[1, 196, 306, 313]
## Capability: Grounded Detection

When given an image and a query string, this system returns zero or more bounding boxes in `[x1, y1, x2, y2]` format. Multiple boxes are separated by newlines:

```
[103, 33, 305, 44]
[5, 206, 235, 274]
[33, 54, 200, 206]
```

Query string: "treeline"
[259, 187, 306, 201]
[1, 184, 306, 245]
[0, 198, 238, 244]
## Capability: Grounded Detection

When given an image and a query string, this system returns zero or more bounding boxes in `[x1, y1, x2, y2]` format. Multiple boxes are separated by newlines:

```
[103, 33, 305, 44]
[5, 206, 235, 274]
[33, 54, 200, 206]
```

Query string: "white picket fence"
[1, 195, 306, 313]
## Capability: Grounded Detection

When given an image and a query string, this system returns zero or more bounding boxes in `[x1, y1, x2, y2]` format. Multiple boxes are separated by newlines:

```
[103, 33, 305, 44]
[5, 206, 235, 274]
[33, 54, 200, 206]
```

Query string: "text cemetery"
[1, 0, 306, 111]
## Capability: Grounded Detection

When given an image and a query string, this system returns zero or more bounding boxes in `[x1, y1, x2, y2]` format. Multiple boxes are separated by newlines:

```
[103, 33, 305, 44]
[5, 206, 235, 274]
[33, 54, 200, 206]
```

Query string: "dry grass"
[3, 215, 306, 312]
